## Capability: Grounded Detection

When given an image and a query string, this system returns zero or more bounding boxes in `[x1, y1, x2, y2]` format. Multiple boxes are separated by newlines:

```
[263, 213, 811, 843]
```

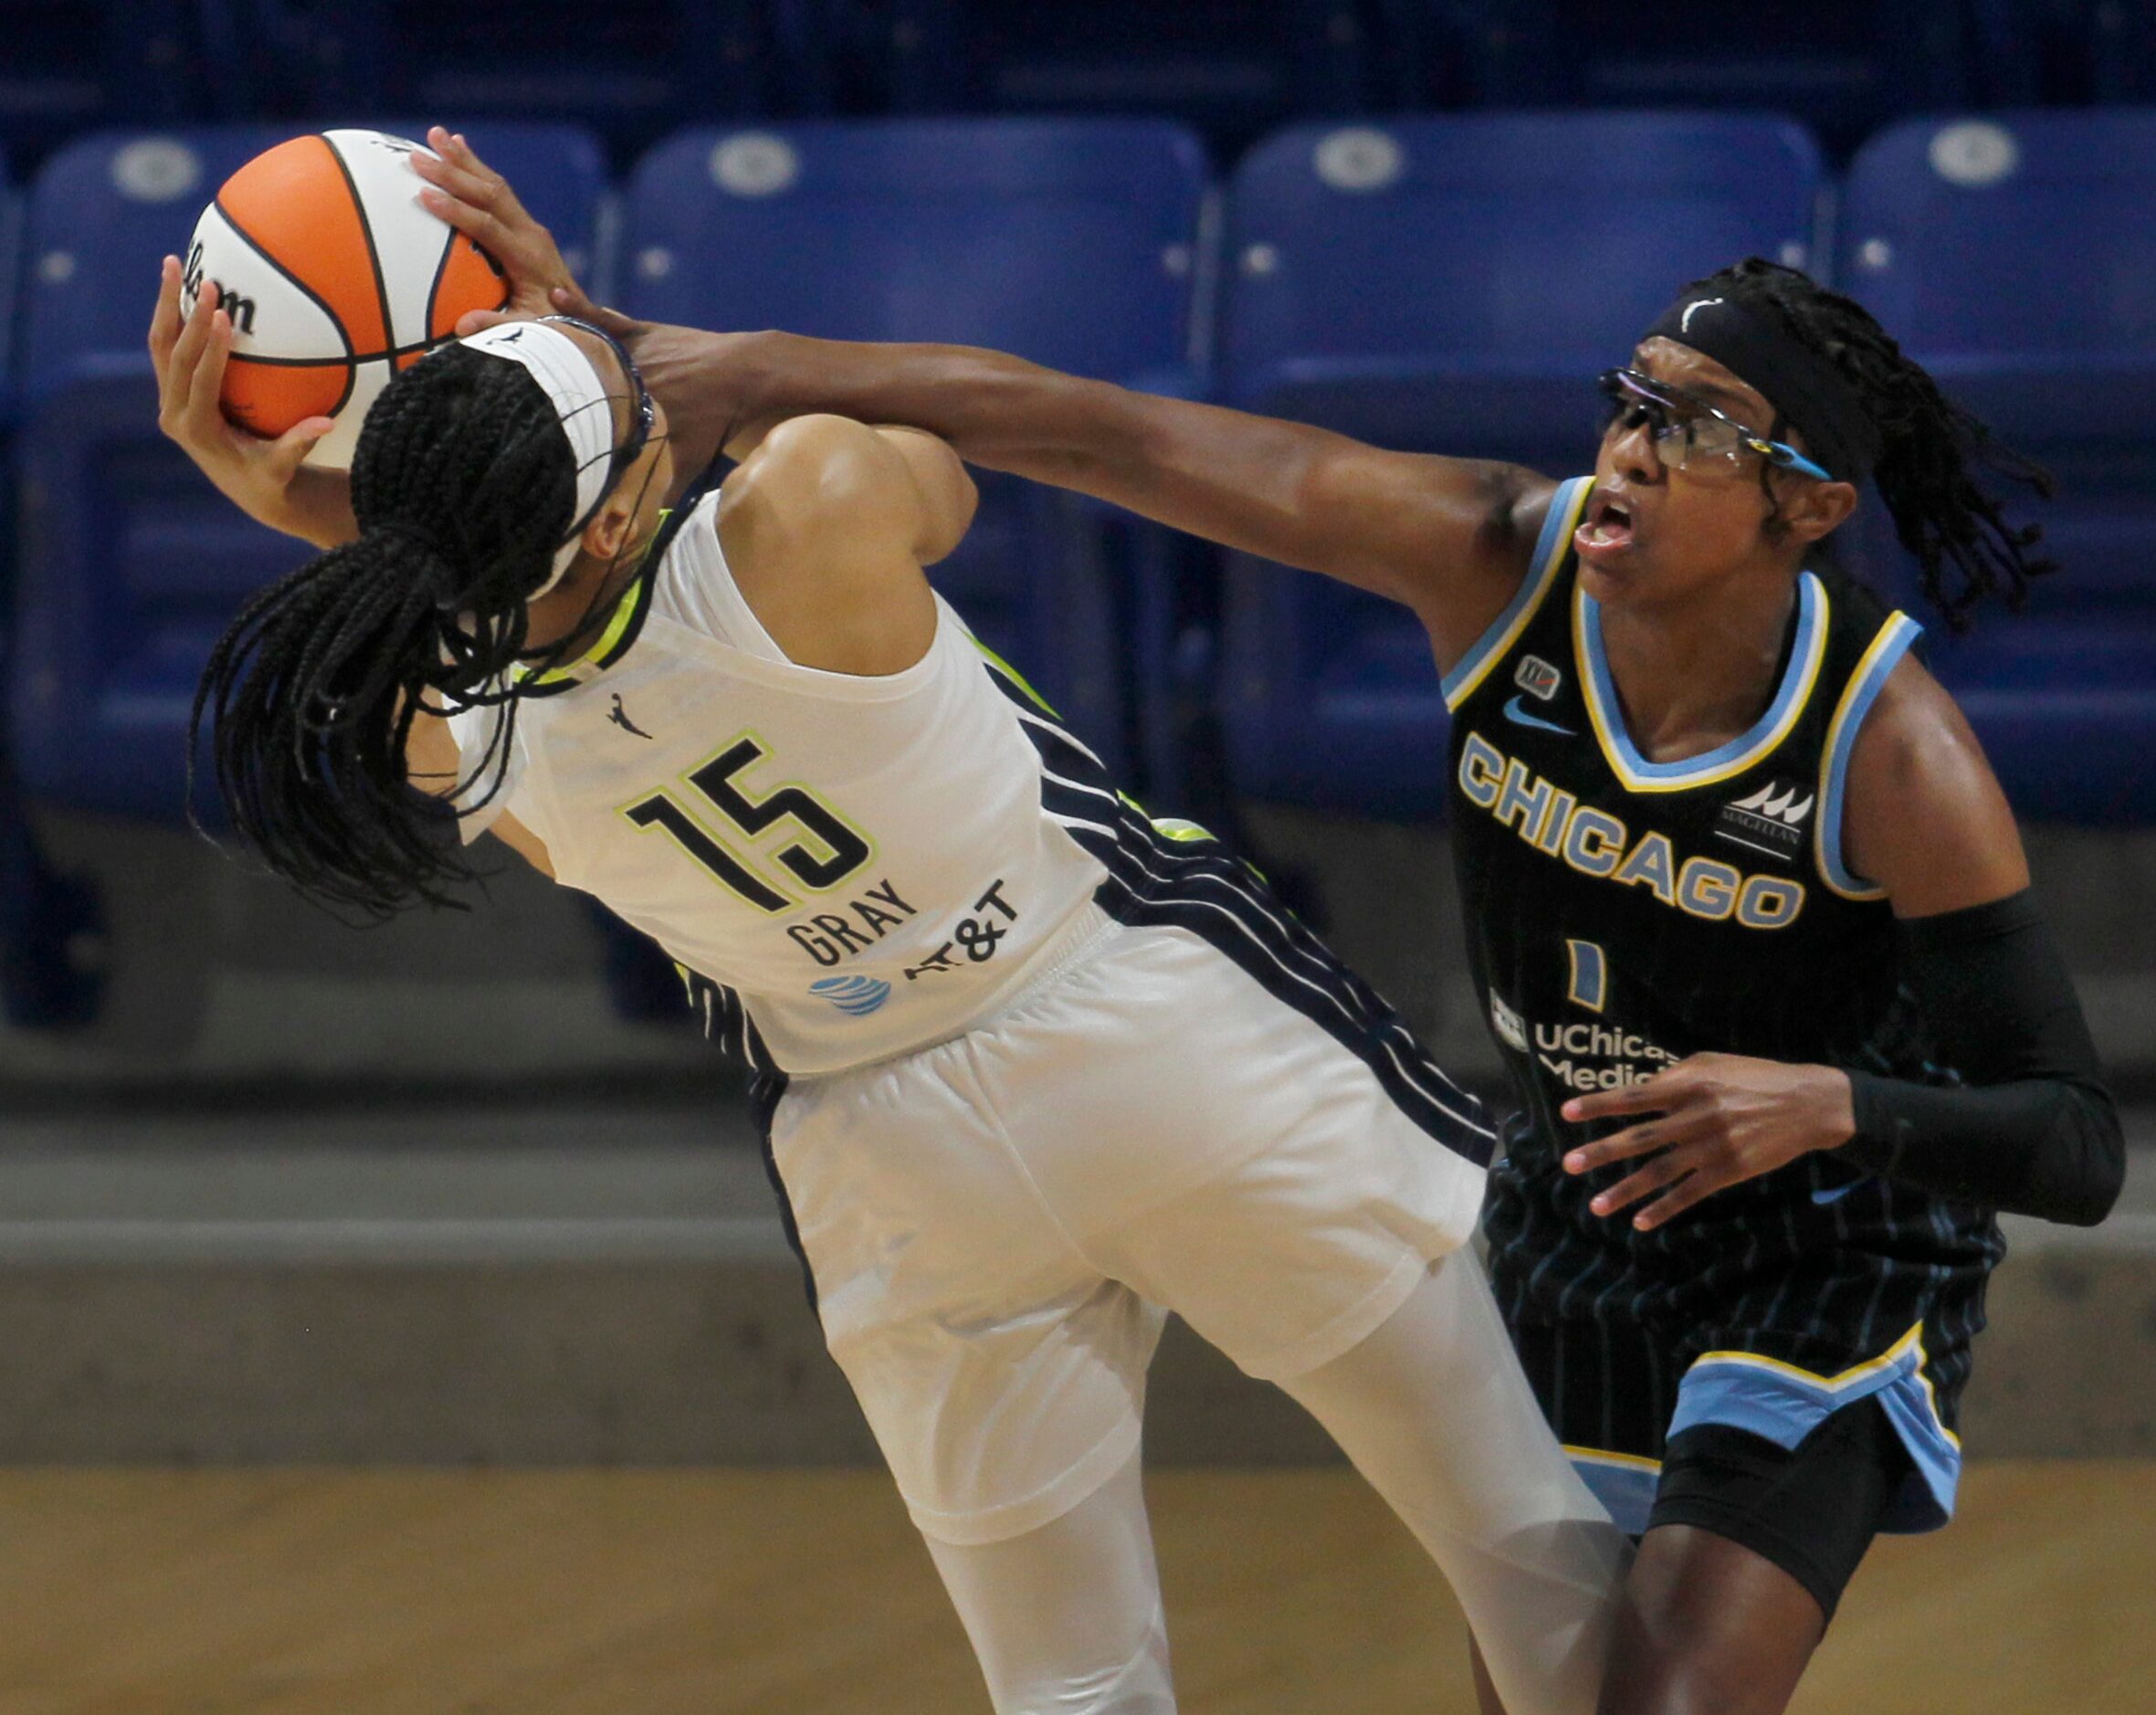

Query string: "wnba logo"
[180, 239, 257, 335]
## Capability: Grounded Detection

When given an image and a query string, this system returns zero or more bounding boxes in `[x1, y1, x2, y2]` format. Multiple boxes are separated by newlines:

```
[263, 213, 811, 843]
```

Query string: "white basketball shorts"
[764, 906, 1490, 1545]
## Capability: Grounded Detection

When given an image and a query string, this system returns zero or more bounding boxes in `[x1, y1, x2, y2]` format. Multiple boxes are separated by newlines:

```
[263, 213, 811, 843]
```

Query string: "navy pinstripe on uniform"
[974, 651, 1495, 1165]
[677, 964, 809, 1307]
[1446, 479, 2003, 1529]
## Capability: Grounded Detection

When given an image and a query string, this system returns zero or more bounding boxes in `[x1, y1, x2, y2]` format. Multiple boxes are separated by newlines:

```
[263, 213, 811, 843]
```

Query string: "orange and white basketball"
[179, 130, 510, 469]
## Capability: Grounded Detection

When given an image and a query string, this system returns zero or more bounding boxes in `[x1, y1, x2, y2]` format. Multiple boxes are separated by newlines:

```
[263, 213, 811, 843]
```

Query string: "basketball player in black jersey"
[412, 142, 2121, 1713]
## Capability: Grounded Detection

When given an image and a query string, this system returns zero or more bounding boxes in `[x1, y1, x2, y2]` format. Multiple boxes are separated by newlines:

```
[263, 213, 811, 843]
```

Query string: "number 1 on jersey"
[1565, 939, 1607, 1013]
[622, 732, 872, 913]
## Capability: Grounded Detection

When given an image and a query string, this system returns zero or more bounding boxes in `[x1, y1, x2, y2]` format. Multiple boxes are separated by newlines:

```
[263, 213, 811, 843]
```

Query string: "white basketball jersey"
[447, 495, 1110, 1076]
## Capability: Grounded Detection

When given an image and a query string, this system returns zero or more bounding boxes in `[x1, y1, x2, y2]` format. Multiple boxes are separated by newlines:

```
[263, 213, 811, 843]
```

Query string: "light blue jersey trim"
[1815, 612, 1923, 900]
[1577, 570, 1827, 791]
[1565, 1447, 1662, 1538]
[1669, 1328, 1961, 1534]
[1439, 477, 1593, 711]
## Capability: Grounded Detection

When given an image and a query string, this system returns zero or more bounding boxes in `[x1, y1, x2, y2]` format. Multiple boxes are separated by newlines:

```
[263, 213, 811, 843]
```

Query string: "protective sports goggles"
[1596, 367, 1833, 481]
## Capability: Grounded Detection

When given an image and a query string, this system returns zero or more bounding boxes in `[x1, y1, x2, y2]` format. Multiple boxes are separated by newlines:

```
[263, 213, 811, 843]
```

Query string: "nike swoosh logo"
[1811, 1181, 1861, 1205]
[1504, 694, 1574, 736]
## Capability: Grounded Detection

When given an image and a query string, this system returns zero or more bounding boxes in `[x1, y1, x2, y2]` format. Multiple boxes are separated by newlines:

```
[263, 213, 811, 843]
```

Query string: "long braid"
[191, 343, 581, 916]
[1679, 257, 2056, 630]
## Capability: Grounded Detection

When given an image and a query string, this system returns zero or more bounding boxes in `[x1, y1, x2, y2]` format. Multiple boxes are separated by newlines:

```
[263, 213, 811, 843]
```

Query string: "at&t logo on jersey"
[1715, 781, 1814, 862]
[810, 974, 891, 1016]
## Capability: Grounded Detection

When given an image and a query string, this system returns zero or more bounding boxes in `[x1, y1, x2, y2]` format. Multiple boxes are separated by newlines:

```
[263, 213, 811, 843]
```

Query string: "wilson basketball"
[179, 130, 510, 469]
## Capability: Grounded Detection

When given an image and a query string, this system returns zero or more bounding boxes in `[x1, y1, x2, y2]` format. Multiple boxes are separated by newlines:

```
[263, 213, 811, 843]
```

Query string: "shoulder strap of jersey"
[1814, 609, 1925, 900]
[642, 450, 730, 573]
[1441, 476, 1593, 712]
[514, 458, 729, 697]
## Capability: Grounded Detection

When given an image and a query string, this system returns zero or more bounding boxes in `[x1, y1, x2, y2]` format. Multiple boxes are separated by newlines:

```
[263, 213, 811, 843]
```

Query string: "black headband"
[1643, 290, 1882, 483]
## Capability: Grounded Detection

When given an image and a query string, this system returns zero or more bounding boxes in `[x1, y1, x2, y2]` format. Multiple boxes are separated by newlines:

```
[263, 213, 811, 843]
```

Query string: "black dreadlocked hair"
[191, 342, 591, 919]
[1681, 257, 2056, 631]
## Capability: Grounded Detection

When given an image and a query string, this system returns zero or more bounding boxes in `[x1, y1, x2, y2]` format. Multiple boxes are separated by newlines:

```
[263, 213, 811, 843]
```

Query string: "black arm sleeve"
[1841, 890, 2126, 1226]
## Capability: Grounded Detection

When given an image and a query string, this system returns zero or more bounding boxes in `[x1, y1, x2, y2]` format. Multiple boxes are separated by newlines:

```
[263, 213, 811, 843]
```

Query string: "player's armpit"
[1839, 653, 2030, 918]
[402, 700, 556, 878]
[871, 425, 979, 565]
[483, 810, 556, 879]
[1283, 443, 1558, 668]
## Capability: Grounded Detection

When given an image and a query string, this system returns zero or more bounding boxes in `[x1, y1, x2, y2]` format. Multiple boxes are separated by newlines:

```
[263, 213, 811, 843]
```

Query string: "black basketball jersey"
[1446, 478, 2005, 1425]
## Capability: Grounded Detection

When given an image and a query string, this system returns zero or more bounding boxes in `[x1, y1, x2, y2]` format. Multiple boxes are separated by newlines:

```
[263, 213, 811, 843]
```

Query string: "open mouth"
[1576, 490, 1635, 558]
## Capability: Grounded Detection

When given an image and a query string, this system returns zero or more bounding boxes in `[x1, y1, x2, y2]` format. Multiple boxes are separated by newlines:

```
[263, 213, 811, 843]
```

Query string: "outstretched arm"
[415, 134, 1560, 673]
[706, 332, 1557, 663]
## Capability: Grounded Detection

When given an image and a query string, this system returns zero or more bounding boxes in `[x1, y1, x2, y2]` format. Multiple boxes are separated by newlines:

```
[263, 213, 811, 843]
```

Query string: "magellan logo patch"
[1515, 656, 1562, 701]
[1715, 782, 1814, 861]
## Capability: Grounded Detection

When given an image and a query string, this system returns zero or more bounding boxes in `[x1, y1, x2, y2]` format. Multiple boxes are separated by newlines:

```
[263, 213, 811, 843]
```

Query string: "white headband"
[461, 320, 619, 595]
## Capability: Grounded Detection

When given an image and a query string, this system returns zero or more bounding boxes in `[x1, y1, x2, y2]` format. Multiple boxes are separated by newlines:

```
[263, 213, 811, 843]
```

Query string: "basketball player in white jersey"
[150, 225, 1625, 1711]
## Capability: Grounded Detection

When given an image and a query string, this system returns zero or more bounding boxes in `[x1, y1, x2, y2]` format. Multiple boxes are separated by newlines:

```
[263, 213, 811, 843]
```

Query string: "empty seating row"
[4, 110, 2152, 847]
[7, 2, 2156, 167]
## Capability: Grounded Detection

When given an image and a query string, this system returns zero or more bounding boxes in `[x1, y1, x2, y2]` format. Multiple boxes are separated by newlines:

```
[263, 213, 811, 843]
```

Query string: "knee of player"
[1596, 1619, 1810, 1715]
[1596, 1658, 1762, 1715]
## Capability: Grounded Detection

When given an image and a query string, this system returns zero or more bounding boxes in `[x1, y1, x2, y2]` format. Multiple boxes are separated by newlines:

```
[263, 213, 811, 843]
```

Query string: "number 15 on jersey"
[621, 731, 873, 913]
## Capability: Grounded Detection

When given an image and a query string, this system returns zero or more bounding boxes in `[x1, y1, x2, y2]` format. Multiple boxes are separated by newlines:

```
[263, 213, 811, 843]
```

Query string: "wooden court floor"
[0, 1462, 2147, 1713]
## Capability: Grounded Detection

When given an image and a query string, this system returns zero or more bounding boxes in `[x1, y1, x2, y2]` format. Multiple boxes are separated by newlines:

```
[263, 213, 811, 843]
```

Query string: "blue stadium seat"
[1837, 110, 2156, 826]
[2, 150, 108, 1028]
[8, 122, 607, 822]
[198, 2, 819, 165]
[861, 1, 1396, 154]
[1952, 2, 2156, 107]
[1429, 0, 1982, 158]
[0, 2, 202, 170]
[0, 156, 16, 424]
[620, 120, 1211, 783]
[1210, 113, 1824, 818]
[1955, 2, 2093, 105]
[2087, 1, 2156, 100]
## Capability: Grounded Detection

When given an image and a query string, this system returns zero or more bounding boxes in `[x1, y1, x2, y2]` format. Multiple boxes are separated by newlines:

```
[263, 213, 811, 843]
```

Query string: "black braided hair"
[1676, 257, 2056, 630]
[191, 342, 591, 918]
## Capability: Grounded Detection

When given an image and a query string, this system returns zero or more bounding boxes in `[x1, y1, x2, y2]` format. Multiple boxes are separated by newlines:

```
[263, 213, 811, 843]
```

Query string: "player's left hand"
[1558, 1054, 1857, 1230]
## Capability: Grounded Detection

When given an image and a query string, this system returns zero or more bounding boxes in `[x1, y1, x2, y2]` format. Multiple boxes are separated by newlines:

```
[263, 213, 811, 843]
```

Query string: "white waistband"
[990, 899, 1120, 1015]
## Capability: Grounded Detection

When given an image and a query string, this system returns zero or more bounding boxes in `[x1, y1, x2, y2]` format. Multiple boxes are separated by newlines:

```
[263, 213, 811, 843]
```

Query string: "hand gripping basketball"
[177, 128, 514, 469]
[150, 258, 352, 547]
